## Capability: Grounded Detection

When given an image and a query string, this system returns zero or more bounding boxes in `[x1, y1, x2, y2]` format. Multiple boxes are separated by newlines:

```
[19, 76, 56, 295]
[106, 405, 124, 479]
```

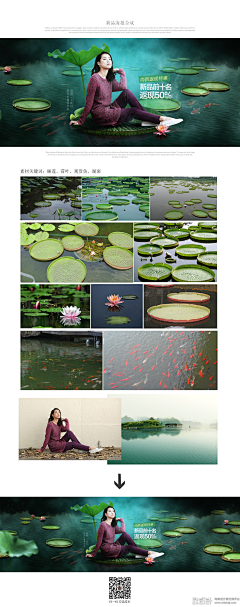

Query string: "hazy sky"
[119, 392, 217, 423]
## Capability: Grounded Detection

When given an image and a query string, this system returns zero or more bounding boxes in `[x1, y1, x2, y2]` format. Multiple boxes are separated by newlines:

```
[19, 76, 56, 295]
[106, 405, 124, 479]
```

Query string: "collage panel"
[1, 497, 240, 572]
[19, 398, 121, 461]
[82, 176, 150, 221]
[20, 330, 102, 391]
[21, 176, 82, 221]
[144, 283, 217, 329]
[21, 283, 90, 329]
[91, 284, 143, 329]
[108, 392, 217, 465]
[150, 176, 217, 221]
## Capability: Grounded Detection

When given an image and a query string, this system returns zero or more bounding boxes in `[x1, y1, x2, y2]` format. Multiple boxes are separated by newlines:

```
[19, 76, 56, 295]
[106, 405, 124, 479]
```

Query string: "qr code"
[109, 577, 131, 600]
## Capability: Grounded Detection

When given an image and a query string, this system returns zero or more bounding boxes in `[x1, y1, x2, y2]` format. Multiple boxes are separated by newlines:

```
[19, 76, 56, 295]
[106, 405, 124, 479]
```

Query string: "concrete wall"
[19, 398, 121, 449]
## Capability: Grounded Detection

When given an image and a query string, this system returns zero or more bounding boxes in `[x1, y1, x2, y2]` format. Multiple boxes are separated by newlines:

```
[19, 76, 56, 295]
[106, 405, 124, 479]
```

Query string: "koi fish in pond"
[191, 108, 200, 114]
[187, 101, 195, 105]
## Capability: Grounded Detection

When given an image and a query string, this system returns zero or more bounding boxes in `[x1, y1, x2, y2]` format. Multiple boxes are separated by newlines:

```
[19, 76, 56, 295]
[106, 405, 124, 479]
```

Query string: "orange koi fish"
[184, 363, 188, 371]
[191, 379, 195, 386]
[178, 370, 181, 376]
[162, 350, 167, 355]
[214, 361, 218, 364]
[111, 385, 119, 389]
[183, 349, 186, 354]
[193, 340, 196, 345]
[133, 366, 139, 370]
[125, 359, 128, 366]
[187, 378, 190, 384]
[199, 369, 204, 378]
[139, 367, 144, 372]
[120, 378, 130, 381]
[152, 365, 156, 371]
[199, 351, 203, 356]
[163, 383, 168, 389]
[162, 373, 167, 377]
[174, 364, 178, 369]
[110, 357, 114, 362]
[155, 345, 159, 350]
[205, 360, 210, 364]
[202, 357, 206, 361]
[209, 376, 214, 381]
[133, 344, 140, 347]
[169, 351, 173, 356]
[168, 371, 170, 378]
[159, 380, 163, 386]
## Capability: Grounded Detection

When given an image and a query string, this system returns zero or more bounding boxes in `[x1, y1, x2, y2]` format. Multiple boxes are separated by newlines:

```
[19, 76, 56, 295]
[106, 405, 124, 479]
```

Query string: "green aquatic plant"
[70, 501, 114, 540]
[48, 43, 110, 101]
[0, 531, 38, 570]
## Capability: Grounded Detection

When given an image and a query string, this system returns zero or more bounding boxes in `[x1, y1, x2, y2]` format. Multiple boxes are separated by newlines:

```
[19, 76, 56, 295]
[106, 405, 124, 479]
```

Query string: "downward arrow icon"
[114, 474, 125, 489]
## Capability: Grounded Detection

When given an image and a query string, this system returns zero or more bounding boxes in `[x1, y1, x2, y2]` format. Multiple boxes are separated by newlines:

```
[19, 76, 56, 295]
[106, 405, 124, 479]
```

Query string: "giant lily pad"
[161, 67, 177, 73]
[135, 231, 160, 241]
[43, 195, 61, 200]
[175, 68, 199, 75]
[172, 264, 215, 282]
[21, 521, 31, 524]
[158, 518, 176, 523]
[103, 247, 133, 270]
[203, 544, 233, 555]
[163, 530, 182, 537]
[208, 210, 217, 219]
[138, 263, 172, 281]
[139, 98, 181, 112]
[192, 210, 208, 218]
[47, 257, 87, 283]
[230, 528, 240, 535]
[198, 81, 230, 91]
[42, 526, 60, 530]
[222, 552, 240, 563]
[164, 229, 189, 239]
[8, 79, 32, 86]
[150, 236, 179, 249]
[202, 204, 216, 210]
[190, 230, 217, 242]
[164, 210, 184, 220]
[62, 70, 81, 76]
[21, 234, 36, 246]
[13, 98, 51, 111]
[147, 303, 210, 323]
[207, 194, 217, 198]
[34, 201, 52, 207]
[181, 87, 209, 96]
[228, 521, 240, 526]
[29, 239, 64, 261]
[96, 204, 112, 210]
[212, 528, 230, 534]
[108, 232, 133, 249]
[82, 204, 93, 211]
[211, 511, 225, 515]
[29, 223, 41, 230]
[137, 244, 163, 256]
[105, 316, 130, 325]
[75, 223, 99, 236]
[46, 538, 73, 548]
[41, 224, 56, 231]
[167, 291, 210, 303]
[197, 251, 217, 267]
[58, 224, 75, 232]
[85, 211, 118, 221]
[174, 527, 197, 534]
[61, 235, 84, 251]
[176, 244, 206, 257]
[34, 231, 49, 242]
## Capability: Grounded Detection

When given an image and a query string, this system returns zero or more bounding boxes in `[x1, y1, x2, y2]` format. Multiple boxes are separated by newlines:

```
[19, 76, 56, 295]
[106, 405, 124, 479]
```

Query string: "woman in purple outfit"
[35, 408, 102, 455]
[86, 506, 164, 561]
[69, 52, 176, 128]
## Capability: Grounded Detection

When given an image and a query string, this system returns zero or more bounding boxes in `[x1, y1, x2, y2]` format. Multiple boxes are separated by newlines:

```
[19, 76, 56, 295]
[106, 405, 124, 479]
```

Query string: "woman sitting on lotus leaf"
[70, 52, 181, 129]
[86, 506, 164, 561]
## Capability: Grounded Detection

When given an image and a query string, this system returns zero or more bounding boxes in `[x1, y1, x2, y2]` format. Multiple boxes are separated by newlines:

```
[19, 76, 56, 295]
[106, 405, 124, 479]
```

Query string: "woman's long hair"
[101, 507, 117, 526]
[91, 52, 115, 82]
[48, 408, 62, 427]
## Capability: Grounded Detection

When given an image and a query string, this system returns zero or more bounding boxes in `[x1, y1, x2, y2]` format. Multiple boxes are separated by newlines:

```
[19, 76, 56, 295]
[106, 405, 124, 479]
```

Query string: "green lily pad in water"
[137, 244, 163, 256]
[197, 252, 217, 267]
[13, 98, 51, 111]
[176, 244, 206, 257]
[8, 79, 32, 86]
[174, 527, 197, 534]
[105, 316, 130, 325]
[230, 528, 240, 535]
[108, 232, 133, 249]
[29, 239, 63, 261]
[75, 223, 99, 236]
[134, 539, 162, 548]
[43, 194, 61, 200]
[58, 224, 75, 232]
[103, 247, 133, 270]
[61, 235, 84, 250]
[29, 223, 41, 230]
[222, 552, 240, 563]
[34, 231, 49, 242]
[47, 257, 87, 283]
[21, 521, 31, 524]
[85, 211, 118, 221]
[42, 526, 60, 530]
[172, 264, 215, 282]
[192, 210, 208, 218]
[228, 521, 240, 526]
[62, 70, 81, 76]
[181, 87, 209, 96]
[164, 229, 189, 239]
[212, 528, 230, 534]
[202, 204, 216, 209]
[21, 234, 36, 246]
[34, 201, 52, 207]
[134, 231, 160, 241]
[150, 236, 179, 249]
[96, 204, 113, 210]
[41, 224, 56, 231]
[163, 530, 182, 537]
[211, 510, 225, 515]
[208, 210, 217, 219]
[190, 230, 217, 242]
[139, 98, 181, 112]
[158, 518, 176, 523]
[165, 210, 183, 220]
[46, 538, 73, 548]
[175, 68, 199, 75]
[147, 303, 210, 323]
[198, 81, 230, 91]
[207, 194, 217, 198]
[138, 263, 172, 281]
[203, 544, 233, 555]
[82, 204, 93, 211]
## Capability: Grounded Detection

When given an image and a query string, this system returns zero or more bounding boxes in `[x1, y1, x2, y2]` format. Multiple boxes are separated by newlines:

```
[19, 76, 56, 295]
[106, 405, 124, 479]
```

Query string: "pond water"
[91, 283, 143, 329]
[109, 428, 217, 465]
[21, 222, 133, 283]
[21, 336, 102, 390]
[0, 38, 239, 147]
[144, 284, 217, 329]
[103, 330, 217, 390]
[1, 497, 239, 572]
[134, 222, 217, 283]
[150, 178, 217, 221]
[82, 177, 149, 222]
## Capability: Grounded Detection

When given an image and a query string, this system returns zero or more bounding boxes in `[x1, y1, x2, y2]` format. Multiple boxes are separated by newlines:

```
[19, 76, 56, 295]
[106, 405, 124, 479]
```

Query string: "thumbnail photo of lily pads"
[21, 284, 90, 329]
[21, 176, 82, 221]
[21, 221, 133, 284]
[21, 331, 102, 391]
[91, 284, 143, 329]
[144, 284, 217, 329]
[150, 177, 217, 221]
[134, 221, 217, 283]
[82, 176, 149, 221]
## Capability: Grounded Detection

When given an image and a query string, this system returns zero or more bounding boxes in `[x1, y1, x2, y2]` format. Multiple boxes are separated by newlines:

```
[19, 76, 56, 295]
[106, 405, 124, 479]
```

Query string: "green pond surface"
[82, 177, 149, 222]
[150, 178, 217, 220]
[1, 38, 239, 147]
[21, 222, 133, 283]
[21, 336, 102, 390]
[134, 222, 217, 282]
[1, 498, 240, 571]
[21, 177, 82, 220]
[109, 428, 217, 465]
[91, 283, 143, 328]
[144, 284, 217, 329]
[104, 330, 217, 391]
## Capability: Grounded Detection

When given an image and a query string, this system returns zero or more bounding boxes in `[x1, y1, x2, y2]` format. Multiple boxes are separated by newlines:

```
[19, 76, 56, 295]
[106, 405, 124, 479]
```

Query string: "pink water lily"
[145, 556, 154, 565]
[60, 306, 81, 327]
[40, 516, 45, 521]
[90, 251, 96, 256]
[105, 294, 124, 308]
[154, 124, 171, 137]
[4, 66, 12, 73]
[31, 514, 35, 518]
[224, 520, 229, 525]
